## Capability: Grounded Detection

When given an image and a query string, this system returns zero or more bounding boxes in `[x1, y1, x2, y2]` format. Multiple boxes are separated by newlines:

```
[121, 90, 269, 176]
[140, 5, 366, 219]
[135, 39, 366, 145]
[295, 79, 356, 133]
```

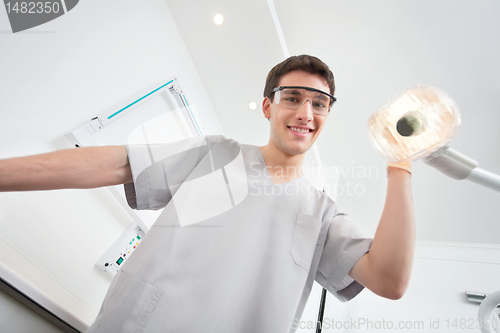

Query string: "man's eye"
[285, 97, 298, 103]
[313, 101, 326, 108]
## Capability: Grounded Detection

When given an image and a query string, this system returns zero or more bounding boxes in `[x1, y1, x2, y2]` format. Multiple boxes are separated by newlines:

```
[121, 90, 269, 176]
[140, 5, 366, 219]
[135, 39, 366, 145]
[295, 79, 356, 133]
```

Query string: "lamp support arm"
[423, 146, 500, 192]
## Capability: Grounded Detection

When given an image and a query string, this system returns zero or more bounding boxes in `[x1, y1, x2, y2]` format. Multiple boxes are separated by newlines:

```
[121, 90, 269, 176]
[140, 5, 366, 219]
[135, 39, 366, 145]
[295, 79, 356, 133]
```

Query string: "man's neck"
[259, 144, 305, 185]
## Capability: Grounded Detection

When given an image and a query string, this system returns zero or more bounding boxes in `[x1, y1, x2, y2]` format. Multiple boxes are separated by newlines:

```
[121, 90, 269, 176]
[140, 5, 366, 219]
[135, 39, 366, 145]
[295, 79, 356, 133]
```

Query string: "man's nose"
[296, 98, 314, 121]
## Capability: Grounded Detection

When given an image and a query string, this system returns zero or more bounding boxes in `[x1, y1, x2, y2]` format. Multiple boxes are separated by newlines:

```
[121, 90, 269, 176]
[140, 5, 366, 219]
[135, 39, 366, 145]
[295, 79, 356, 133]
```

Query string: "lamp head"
[368, 85, 461, 163]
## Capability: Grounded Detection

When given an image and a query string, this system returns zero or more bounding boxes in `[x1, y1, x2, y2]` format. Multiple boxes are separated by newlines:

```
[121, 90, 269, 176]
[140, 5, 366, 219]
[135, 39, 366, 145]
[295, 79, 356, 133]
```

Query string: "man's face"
[262, 70, 330, 157]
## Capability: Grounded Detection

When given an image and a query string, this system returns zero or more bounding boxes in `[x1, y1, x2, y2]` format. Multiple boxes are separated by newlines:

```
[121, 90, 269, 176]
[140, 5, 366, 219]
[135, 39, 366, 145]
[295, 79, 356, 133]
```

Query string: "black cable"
[316, 187, 329, 333]
[315, 287, 327, 333]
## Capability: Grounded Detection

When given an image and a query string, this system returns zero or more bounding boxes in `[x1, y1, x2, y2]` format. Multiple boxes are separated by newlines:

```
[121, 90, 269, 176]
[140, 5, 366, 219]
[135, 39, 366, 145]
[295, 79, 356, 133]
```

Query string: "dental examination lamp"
[368, 85, 500, 192]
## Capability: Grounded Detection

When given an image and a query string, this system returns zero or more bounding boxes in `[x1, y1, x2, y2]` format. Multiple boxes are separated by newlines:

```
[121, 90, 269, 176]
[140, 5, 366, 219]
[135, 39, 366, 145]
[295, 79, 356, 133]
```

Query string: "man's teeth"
[290, 127, 310, 134]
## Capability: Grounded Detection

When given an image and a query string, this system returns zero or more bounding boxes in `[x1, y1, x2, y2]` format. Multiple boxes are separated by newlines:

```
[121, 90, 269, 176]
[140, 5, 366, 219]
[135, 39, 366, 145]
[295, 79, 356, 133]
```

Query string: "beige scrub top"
[86, 135, 372, 333]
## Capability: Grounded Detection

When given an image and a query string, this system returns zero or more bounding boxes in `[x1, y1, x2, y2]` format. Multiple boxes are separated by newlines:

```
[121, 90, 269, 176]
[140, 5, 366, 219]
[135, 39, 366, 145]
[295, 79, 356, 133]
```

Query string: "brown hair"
[263, 55, 335, 102]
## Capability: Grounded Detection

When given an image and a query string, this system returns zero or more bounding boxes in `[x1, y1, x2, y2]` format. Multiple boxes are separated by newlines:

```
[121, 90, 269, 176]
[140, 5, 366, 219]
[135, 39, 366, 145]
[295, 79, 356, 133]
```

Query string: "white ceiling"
[165, 0, 500, 244]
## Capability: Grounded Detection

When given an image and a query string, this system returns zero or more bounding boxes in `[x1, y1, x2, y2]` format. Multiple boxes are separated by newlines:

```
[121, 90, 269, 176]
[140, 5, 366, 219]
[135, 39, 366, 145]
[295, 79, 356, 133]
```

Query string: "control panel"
[95, 223, 146, 278]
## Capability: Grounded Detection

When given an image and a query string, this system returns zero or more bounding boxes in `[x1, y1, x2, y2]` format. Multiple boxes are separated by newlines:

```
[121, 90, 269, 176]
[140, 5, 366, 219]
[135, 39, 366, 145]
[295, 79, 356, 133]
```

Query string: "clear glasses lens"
[275, 88, 330, 115]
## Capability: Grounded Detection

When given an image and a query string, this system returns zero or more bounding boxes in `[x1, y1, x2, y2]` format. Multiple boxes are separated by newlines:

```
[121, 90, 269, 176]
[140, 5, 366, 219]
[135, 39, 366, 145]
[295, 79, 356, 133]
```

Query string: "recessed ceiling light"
[248, 102, 257, 110]
[214, 14, 224, 25]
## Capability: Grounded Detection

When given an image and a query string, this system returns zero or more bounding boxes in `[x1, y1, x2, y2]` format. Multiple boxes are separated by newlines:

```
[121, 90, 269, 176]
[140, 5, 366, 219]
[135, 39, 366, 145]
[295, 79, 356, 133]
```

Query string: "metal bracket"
[466, 291, 500, 309]
[89, 117, 104, 132]
[169, 78, 183, 94]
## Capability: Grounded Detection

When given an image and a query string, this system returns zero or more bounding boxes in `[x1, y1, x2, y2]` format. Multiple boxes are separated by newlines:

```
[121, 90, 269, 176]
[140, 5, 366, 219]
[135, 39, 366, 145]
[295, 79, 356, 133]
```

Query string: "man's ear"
[262, 97, 271, 119]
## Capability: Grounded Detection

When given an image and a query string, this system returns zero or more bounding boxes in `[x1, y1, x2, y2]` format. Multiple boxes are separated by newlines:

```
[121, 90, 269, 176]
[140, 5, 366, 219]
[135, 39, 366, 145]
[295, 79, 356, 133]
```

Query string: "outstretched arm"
[0, 146, 132, 191]
[349, 165, 415, 300]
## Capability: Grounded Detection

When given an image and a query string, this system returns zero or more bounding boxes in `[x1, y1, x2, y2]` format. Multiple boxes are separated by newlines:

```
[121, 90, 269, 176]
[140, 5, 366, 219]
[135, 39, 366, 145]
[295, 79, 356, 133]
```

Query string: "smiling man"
[0, 55, 415, 333]
[260, 67, 334, 184]
[260, 55, 414, 300]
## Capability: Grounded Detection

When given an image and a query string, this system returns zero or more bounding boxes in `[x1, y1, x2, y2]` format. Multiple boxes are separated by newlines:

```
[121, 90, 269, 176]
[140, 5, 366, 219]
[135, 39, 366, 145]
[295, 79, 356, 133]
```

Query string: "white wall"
[0, 0, 223, 328]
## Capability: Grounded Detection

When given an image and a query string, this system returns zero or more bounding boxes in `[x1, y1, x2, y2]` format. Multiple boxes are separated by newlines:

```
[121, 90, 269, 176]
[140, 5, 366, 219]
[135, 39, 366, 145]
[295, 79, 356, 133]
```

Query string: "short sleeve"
[315, 213, 373, 302]
[124, 135, 223, 210]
